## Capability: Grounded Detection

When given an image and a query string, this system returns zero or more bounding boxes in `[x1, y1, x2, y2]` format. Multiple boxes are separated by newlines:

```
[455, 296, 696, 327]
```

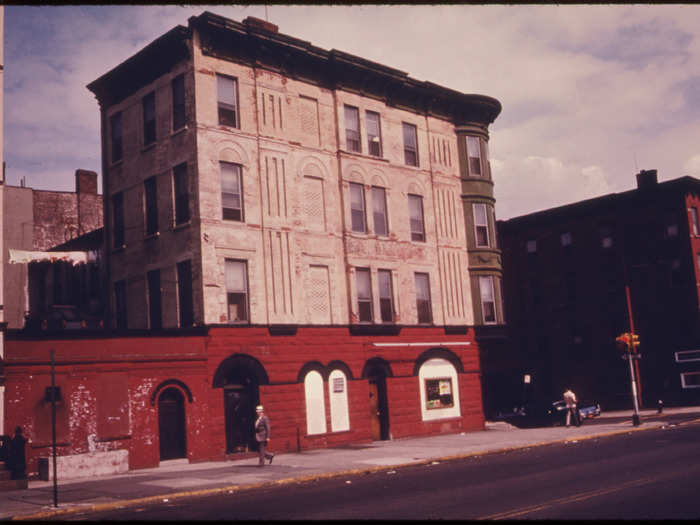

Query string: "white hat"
[256, 405, 264, 411]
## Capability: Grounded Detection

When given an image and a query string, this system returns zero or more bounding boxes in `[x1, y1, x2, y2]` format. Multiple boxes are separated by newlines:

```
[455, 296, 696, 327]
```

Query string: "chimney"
[76, 169, 98, 194]
[636, 169, 658, 190]
[243, 16, 279, 34]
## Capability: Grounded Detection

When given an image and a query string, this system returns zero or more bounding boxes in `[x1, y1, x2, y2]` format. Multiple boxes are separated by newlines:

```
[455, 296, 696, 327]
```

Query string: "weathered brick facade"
[3, 11, 503, 476]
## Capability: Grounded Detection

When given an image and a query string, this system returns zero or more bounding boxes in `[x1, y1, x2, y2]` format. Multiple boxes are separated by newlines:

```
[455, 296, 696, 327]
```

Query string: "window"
[561, 232, 573, 246]
[329, 369, 350, 432]
[349, 182, 367, 233]
[144, 177, 158, 236]
[143, 91, 156, 146]
[221, 162, 243, 221]
[403, 122, 419, 166]
[424, 378, 454, 410]
[225, 259, 248, 322]
[479, 275, 497, 324]
[418, 358, 461, 421]
[112, 192, 125, 249]
[378, 269, 394, 323]
[466, 136, 482, 176]
[675, 350, 700, 363]
[371, 186, 388, 236]
[366, 111, 382, 156]
[172, 74, 186, 131]
[691, 207, 699, 236]
[217, 75, 239, 128]
[173, 163, 190, 225]
[415, 272, 432, 324]
[526, 240, 537, 253]
[408, 194, 425, 242]
[344, 105, 361, 152]
[356, 268, 372, 322]
[304, 370, 327, 435]
[114, 280, 127, 330]
[681, 372, 700, 389]
[473, 203, 490, 247]
[110, 112, 122, 163]
[147, 269, 162, 330]
[177, 260, 194, 327]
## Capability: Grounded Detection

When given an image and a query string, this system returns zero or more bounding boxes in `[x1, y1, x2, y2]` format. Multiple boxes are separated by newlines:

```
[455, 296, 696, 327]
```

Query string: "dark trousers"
[258, 440, 273, 464]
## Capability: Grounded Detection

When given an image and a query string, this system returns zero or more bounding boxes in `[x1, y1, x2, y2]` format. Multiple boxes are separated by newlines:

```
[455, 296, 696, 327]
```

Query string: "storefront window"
[424, 377, 454, 410]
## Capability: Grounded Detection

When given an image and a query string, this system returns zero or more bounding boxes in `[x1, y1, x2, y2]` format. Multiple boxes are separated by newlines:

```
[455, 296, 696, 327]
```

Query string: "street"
[56, 421, 700, 520]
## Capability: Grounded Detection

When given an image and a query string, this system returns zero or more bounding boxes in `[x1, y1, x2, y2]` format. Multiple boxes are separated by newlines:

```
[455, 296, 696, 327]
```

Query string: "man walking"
[254, 405, 274, 466]
[563, 388, 580, 427]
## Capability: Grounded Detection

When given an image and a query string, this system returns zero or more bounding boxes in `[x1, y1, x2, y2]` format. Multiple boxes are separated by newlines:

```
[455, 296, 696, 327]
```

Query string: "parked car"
[24, 305, 103, 331]
[504, 399, 601, 428]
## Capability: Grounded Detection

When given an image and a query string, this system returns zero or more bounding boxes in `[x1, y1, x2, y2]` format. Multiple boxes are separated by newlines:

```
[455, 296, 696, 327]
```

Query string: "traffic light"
[631, 333, 640, 351]
[616, 333, 630, 351]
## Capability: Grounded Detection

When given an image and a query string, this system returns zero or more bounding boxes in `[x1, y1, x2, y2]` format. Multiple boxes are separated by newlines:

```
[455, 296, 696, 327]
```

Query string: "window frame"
[479, 275, 497, 324]
[680, 371, 700, 389]
[177, 260, 194, 328]
[114, 280, 127, 330]
[691, 207, 699, 236]
[225, 258, 249, 323]
[378, 269, 394, 323]
[415, 272, 433, 324]
[144, 176, 158, 236]
[328, 369, 350, 432]
[408, 194, 426, 242]
[344, 104, 361, 153]
[147, 269, 162, 330]
[110, 112, 123, 164]
[402, 122, 419, 167]
[675, 350, 700, 363]
[172, 74, 186, 131]
[221, 161, 244, 222]
[173, 163, 190, 225]
[142, 91, 156, 146]
[349, 182, 367, 233]
[371, 186, 389, 236]
[304, 370, 327, 435]
[112, 192, 125, 249]
[366, 110, 382, 157]
[355, 267, 373, 323]
[217, 74, 239, 128]
[466, 135, 483, 177]
[473, 203, 490, 248]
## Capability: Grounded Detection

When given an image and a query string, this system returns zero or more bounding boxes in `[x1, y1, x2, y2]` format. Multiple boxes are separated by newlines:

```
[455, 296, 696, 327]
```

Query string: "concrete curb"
[12, 418, 700, 521]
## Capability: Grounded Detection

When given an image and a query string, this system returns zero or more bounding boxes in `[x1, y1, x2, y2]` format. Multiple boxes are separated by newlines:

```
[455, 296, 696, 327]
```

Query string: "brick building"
[498, 170, 700, 413]
[4, 12, 504, 476]
[3, 170, 103, 330]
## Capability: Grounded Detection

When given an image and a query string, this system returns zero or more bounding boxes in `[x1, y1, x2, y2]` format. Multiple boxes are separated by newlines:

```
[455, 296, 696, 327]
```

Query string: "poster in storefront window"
[425, 377, 454, 409]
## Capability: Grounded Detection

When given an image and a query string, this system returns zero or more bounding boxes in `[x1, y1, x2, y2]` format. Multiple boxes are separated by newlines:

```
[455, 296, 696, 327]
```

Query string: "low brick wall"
[38, 449, 128, 481]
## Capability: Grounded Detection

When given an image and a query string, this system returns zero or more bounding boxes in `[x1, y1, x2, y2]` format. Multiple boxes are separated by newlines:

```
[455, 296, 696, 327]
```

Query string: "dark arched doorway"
[363, 358, 392, 441]
[158, 387, 187, 461]
[213, 354, 270, 454]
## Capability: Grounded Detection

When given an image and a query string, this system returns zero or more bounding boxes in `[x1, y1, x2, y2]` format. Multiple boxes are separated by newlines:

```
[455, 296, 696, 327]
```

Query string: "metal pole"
[626, 350, 641, 426]
[50, 349, 58, 507]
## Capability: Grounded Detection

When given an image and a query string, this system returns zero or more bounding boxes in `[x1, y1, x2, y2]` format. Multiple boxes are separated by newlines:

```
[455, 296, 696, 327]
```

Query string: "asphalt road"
[57, 421, 700, 520]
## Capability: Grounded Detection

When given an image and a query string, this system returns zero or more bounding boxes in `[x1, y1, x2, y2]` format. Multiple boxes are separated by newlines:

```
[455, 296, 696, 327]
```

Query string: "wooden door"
[158, 388, 186, 460]
[369, 380, 381, 440]
[224, 387, 255, 453]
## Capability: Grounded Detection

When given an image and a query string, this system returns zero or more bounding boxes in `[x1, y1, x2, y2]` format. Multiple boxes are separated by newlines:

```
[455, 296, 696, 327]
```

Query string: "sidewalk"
[3, 406, 699, 521]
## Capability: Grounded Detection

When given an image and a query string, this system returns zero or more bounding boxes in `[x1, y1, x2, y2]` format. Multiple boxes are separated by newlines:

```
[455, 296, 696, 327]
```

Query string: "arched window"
[328, 369, 350, 432]
[418, 358, 461, 421]
[304, 370, 327, 435]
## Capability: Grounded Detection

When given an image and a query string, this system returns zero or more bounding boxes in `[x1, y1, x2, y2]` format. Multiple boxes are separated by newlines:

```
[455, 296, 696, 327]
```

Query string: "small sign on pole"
[524, 374, 531, 384]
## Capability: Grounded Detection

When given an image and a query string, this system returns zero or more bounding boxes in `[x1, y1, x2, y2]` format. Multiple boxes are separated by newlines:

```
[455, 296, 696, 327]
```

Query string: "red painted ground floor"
[3, 325, 485, 476]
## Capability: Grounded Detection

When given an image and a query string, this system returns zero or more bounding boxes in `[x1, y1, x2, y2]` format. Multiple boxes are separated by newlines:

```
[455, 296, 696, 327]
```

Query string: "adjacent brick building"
[4, 12, 504, 476]
[498, 170, 700, 413]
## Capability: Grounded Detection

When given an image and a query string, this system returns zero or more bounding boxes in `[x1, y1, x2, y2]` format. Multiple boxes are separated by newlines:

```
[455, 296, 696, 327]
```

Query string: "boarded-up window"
[299, 95, 320, 146]
[307, 265, 331, 324]
[329, 369, 350, 432]
[97, 373, 131, 439]
[304, 370, 327, 435]
[303, 176, 326, 231]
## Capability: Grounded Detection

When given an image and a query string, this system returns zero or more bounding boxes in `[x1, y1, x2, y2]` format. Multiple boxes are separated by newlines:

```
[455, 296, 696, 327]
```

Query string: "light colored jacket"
[563, 390, 577, 407]
[255, 414, 270, 442]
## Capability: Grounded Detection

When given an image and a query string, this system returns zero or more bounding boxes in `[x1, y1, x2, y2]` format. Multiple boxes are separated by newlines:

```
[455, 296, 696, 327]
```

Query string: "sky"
[4, 4, 700, 220]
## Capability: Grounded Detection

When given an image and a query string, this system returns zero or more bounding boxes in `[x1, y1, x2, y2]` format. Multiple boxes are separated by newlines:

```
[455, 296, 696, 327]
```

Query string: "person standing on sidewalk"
[563, 388, 580, 427]
[254, 405, 274, 466]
